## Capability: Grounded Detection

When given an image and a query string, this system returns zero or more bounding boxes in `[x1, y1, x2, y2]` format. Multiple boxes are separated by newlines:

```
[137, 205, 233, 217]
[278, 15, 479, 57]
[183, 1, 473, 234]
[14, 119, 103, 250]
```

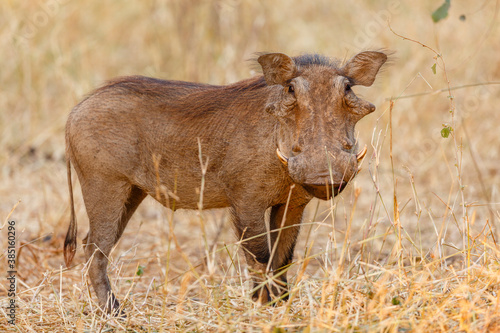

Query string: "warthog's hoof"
[252, 285, 289, 306]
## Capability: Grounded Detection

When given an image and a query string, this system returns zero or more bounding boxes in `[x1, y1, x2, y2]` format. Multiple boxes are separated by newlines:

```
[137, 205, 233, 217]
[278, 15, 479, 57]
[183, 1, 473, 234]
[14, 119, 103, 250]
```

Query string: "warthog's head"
[258, 51, 387, 200]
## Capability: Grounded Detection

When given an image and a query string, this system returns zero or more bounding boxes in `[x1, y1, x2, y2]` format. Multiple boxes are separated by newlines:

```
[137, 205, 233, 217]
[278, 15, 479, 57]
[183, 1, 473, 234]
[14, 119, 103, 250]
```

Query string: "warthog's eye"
[344, 83, 351, 93]
[287, 85, 295, 94]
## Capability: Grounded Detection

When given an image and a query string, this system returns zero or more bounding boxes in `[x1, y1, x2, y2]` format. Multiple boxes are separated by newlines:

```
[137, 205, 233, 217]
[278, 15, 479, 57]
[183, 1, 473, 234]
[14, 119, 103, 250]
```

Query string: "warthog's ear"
[342, 51, 388, 87]
[258, 53, 297, 86]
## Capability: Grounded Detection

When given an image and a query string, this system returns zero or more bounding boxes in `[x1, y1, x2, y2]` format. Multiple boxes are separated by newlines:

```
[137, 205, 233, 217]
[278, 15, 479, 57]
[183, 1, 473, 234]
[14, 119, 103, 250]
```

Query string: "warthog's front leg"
[231, 203, 306, 304]
[229, 207, 271, 303]
[266, 203, 306, 301]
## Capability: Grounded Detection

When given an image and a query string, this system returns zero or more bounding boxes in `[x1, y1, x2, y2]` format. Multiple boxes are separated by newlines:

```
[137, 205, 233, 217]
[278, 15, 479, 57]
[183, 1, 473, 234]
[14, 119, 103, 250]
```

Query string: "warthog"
[64, 50, 387, 314]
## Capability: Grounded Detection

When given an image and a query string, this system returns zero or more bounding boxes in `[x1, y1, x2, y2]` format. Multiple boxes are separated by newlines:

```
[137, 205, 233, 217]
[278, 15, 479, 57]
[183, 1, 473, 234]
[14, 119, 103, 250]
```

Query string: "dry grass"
[1, 0, 500, 331]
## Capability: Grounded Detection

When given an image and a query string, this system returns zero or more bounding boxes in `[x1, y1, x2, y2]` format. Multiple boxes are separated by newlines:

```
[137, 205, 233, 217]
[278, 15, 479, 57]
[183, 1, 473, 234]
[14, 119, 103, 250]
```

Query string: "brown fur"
[64, 51, 387, 314]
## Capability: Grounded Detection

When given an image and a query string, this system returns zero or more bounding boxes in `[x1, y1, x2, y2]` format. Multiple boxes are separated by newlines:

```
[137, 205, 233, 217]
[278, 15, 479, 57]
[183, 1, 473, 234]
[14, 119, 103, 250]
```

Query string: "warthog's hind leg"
[81, 179, 146, 315]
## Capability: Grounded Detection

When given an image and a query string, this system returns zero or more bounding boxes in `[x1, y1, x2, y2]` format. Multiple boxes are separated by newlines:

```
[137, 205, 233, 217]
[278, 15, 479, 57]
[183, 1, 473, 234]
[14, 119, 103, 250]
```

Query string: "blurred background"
[1, 0, 500, 328]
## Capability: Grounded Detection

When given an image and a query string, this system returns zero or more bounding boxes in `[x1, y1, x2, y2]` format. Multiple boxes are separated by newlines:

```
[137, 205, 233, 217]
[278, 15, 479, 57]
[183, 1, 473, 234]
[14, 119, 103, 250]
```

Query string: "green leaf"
[432, 0, 451, 23]
[136, 265, 145, 276]
[392, 296, 401, 305]
[441, 127, 451, 138]
[431, 63, 437, 74]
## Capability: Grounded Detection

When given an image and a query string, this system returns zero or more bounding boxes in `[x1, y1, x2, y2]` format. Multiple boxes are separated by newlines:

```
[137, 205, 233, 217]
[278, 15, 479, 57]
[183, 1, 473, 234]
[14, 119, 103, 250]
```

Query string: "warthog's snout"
[276, 145, 368, 199]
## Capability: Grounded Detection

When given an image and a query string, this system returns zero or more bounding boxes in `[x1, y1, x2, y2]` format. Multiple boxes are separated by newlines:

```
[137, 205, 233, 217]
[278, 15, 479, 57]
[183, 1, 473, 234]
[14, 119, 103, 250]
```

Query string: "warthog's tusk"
[356, 145, 367, 162]
[276, 148, 289, 166]
[356, 145, 367, 174]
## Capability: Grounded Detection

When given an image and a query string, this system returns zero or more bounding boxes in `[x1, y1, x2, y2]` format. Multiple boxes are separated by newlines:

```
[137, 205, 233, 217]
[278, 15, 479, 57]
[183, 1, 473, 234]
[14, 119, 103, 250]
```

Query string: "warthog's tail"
[64, 140, 77, 268]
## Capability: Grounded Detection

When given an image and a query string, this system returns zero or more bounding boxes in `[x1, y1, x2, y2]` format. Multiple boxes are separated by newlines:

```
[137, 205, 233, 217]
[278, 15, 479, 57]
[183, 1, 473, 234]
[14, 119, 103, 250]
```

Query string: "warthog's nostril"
[342, 141, 354, 151]
[291, 143, 302, 154]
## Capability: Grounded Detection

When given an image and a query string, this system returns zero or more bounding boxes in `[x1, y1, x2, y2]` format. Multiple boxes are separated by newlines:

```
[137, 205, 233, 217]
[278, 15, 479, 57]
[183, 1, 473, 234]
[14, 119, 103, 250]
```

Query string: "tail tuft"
[64, 137, 78, 268]
[64, 220, 77, 267]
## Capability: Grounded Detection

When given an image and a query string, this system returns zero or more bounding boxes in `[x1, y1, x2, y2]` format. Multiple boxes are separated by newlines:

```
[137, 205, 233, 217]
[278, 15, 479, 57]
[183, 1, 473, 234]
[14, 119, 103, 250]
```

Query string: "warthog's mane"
[292, 54, 341, 70]
[252, 53, 341, 75]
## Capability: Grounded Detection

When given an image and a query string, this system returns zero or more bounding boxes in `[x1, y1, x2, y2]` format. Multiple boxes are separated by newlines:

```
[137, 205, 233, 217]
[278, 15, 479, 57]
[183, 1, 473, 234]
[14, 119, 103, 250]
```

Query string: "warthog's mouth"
[302, 182, 346, 200]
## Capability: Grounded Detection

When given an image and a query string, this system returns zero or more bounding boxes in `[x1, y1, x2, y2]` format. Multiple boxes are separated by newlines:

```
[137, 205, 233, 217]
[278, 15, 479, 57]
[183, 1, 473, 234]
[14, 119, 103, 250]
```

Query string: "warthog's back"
[66, 75, 277, 209]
